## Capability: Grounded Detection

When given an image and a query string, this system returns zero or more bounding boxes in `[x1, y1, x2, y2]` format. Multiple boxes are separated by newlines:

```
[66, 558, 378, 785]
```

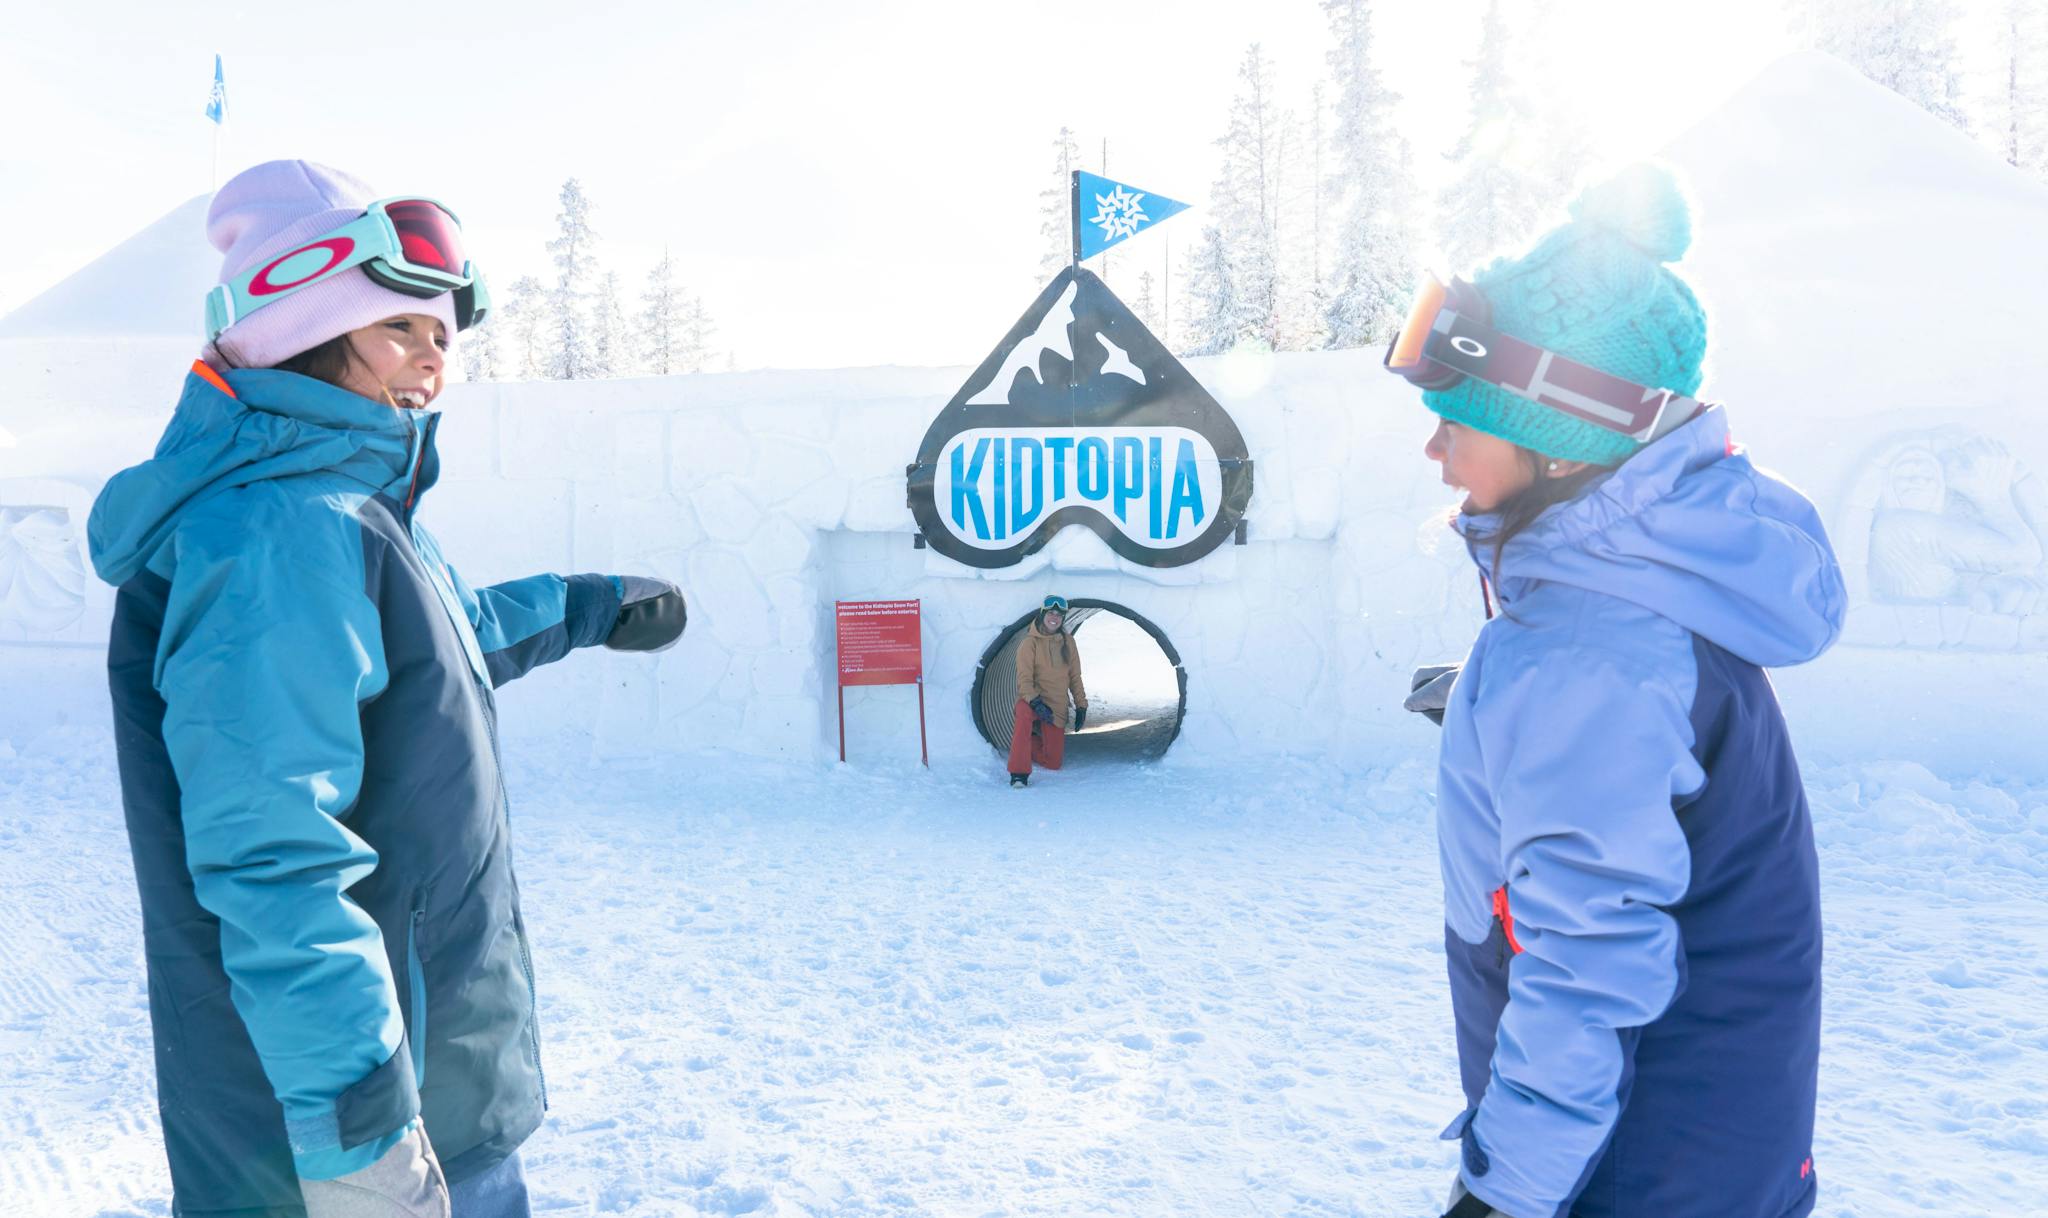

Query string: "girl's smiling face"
[337, 313, 448, 408]
[1424, 417, 1537, 513]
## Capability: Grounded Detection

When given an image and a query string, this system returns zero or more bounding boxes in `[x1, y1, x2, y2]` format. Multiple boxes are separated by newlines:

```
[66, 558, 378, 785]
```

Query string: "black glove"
[1406, 663, 1461, 727]
[1028, 696, 1056, 725]
[1071, 705, 1086, 732]
[1441, 1175, 1510, 1218]
[605, 576, 686, 653]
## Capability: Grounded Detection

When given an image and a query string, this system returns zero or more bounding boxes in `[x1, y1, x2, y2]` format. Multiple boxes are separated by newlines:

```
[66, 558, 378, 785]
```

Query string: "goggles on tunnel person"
[1383, 275, 1704, 446]
[1042, 595, 1069, 613]
[205, 196, 491, 342]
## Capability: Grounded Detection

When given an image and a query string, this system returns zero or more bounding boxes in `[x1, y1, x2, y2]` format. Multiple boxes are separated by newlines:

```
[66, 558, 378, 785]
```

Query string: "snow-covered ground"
[3, 727, 2042, 1217]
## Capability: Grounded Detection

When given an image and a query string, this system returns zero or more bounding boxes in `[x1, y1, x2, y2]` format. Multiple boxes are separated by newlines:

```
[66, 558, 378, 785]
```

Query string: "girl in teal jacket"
[89, 160, 684, 1218]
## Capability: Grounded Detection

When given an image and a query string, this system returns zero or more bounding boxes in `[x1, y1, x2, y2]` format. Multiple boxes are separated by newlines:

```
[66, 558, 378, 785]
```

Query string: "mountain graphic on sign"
[907, 266, 1254, 569]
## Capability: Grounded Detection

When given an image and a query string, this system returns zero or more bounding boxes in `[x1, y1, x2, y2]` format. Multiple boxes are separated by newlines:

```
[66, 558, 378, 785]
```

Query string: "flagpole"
[1069, 170, 1080, 269]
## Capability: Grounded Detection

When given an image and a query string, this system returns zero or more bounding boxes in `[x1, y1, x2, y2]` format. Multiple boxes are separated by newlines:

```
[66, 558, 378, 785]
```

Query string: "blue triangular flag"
[206, 55, 227, 125]
[1073, 171, 1189, 261]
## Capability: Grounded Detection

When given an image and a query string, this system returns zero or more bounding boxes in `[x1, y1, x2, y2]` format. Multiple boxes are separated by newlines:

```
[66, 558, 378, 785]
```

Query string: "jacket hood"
[1455, 407, 1846, 667]
[89, 367, 435, 586]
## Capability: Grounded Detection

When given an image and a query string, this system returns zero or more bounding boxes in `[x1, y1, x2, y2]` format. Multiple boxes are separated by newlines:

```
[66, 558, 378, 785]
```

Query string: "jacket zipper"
[478, 685, 547, 1111]
[406, 906, 428, 1087]
[391, 433, 546, 1113]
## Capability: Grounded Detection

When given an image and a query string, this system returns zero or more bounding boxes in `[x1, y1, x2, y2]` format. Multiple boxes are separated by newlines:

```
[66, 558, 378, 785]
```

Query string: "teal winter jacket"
[89, 365, 626, 1215]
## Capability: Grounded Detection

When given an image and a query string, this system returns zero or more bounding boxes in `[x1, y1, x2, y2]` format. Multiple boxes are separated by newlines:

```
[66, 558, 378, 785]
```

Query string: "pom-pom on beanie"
[204, 160, 459, 370]
[1422, 163, 1708, 466]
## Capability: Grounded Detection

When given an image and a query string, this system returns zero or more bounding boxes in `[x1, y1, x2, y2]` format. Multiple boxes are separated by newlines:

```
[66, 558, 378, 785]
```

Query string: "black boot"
[1009, 773, 1029, 788]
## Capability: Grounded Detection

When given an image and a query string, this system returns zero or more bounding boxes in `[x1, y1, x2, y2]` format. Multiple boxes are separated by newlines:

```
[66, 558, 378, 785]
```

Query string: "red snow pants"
[1007, 698, 1066, 774]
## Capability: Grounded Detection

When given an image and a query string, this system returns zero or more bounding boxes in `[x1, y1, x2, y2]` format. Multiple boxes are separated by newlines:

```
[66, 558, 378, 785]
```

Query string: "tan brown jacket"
[1015, 620, 1087, 729]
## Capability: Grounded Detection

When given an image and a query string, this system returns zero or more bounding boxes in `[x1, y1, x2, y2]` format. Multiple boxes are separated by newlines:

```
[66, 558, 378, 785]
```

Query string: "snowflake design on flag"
[1091, 186, 1148, 242]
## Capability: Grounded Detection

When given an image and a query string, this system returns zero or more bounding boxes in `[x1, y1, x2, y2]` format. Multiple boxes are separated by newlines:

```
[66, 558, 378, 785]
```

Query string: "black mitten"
[606, 576, 686, 653]
[1029, 696, 1056, 725]
[1072, 706, 1087, 732]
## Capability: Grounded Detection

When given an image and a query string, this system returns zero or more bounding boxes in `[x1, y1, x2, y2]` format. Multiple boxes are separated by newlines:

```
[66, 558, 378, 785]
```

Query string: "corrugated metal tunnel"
[971, 600, 1187, 762]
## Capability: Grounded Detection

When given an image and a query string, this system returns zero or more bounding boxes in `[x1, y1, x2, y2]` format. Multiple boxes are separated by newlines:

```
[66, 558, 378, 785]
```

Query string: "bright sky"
[1, 0, 1818, 369]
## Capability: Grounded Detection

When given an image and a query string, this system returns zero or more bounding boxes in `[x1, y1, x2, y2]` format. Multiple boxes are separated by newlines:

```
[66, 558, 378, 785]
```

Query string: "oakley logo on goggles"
[1384, 276, 1703, 446]
[205, 197, 490, 342]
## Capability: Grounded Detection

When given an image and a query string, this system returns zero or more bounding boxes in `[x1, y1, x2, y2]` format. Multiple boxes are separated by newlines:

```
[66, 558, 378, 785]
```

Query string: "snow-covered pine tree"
[545, 178, 599, 380]
[1037, 127, 1081, 284]
[1322, 0, 1420, 349]
[1797, 0, 1969, 130]
[1214, 43, 1286, 349]
[502, 275, 547, 381]
[1435, 0, 1552, 276]
[637, 250, 689, 376]
[1133, 270, 1161, 335]
[458, 313, 501, 383]
[1996, 0, 2048, 177]
[681, 296, 718, 375]
[1513, 0, 1596, 204]
[1177, 223, 1238, 357]
[590, 270, 628, 379]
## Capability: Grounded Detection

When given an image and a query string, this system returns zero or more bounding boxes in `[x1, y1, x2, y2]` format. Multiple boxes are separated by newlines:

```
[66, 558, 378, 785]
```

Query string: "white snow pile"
[0, 194, 215, 341]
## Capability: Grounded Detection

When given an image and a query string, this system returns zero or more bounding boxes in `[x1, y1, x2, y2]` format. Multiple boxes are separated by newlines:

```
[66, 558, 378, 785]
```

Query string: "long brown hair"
[1487, 449, 1610, 581]
[218, 333, 368, 391]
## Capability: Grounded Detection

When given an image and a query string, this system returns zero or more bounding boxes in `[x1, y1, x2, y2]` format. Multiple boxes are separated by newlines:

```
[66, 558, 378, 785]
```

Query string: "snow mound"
[0, 194, 214, 340]
[1661, 50, 2048, 423]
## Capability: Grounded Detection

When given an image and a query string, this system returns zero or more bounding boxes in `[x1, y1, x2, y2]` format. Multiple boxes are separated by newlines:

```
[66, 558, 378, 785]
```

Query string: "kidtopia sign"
[908, 267, 1253, 569]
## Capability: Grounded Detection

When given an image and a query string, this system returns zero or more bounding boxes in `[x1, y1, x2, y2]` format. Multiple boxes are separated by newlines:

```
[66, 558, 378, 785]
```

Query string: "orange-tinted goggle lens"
[1386, 278, 1447, 374]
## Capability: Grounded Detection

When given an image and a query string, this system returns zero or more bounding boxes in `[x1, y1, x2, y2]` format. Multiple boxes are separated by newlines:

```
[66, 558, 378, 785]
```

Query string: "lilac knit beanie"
[204, 160, 458, 369]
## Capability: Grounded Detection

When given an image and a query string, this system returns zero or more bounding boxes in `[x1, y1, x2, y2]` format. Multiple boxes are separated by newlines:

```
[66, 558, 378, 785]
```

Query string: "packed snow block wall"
[6, 340, 2047, 776]
[417, 350, 1478, 769]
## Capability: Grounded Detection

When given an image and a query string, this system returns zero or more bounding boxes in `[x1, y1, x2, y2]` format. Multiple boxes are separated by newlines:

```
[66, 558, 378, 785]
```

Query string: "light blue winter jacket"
[1435, 407, 1845, 1218]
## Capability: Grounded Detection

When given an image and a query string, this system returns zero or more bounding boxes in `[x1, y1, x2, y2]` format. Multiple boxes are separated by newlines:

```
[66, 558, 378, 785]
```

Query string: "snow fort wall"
[3, 343, 2046, 779]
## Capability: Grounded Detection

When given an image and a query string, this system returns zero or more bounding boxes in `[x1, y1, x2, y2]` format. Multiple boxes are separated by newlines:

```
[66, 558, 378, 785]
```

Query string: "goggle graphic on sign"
[908, 267, 1253, 569]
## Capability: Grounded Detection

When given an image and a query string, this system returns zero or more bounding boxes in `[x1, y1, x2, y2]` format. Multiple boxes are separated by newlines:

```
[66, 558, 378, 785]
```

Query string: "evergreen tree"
[458, 313, 501, 383]
[545, 178, 599, 379]
[1214, 43, 1286, 349]
[681, 296, 718, 374]
[1038, 127, 1081, 283]
[502, 275, 547, 381]
[1322, 0, 1419, 349]
[590, 270, 628, 379]
[1435, 0, 1551, 274]
[1133, 270, 1161, 335]
[1798, 0, 1969, 130]
[637, 250, 689, 375]
[1177, 223, 1239, 357]
[1995, 0, 2048, 178]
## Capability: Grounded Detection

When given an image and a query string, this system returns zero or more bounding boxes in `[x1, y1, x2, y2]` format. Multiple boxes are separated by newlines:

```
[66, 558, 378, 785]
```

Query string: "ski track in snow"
[1, 729, 2044, 1216]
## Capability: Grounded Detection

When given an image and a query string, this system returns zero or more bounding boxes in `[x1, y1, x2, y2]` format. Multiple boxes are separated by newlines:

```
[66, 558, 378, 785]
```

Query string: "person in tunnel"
[1007, 594, 1089, 787]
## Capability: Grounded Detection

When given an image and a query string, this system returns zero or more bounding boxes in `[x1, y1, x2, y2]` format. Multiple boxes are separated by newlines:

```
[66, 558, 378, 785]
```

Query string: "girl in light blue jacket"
[1387, 166, 1846, 1218]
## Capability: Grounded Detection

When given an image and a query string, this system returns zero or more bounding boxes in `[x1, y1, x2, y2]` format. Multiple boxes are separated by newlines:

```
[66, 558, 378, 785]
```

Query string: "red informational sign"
[835, 599, 927, 765]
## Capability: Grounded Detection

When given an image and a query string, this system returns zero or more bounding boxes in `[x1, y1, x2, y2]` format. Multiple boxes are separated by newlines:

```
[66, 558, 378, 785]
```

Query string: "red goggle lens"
[383, 199, 467, 276]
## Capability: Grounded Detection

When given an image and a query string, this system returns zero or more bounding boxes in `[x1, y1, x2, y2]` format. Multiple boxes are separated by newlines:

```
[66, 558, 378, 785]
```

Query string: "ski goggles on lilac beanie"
[204, 160, 459, 370]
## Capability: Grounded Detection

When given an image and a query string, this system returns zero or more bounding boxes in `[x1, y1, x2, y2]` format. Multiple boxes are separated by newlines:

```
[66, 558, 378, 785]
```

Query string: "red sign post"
[835, 599, 927, 766]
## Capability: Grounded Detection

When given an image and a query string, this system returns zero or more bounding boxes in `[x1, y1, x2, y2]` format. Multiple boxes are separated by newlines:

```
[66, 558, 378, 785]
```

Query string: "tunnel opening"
[971, 600, 1187, 764]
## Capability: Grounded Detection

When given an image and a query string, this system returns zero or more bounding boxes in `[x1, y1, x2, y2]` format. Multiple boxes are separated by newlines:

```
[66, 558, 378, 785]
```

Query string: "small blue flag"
[205, 55, 226, 125]
[1072, 171, 1189, 261]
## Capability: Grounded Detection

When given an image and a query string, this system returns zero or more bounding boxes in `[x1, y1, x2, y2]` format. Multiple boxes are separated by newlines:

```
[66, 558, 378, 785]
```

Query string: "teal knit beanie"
[1422, 163, 1708, 466]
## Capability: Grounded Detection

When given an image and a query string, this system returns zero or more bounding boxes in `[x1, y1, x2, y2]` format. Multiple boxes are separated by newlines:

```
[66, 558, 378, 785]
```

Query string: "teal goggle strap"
[204, 198, 488, 342]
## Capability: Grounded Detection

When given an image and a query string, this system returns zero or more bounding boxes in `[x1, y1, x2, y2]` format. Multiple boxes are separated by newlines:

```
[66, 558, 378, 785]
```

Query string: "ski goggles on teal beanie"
[1042, 595, 1069, 613]
[1388, 163, 1711, 467]
[1385, 274, 1703, 453]
[205, 197, 489, 342]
